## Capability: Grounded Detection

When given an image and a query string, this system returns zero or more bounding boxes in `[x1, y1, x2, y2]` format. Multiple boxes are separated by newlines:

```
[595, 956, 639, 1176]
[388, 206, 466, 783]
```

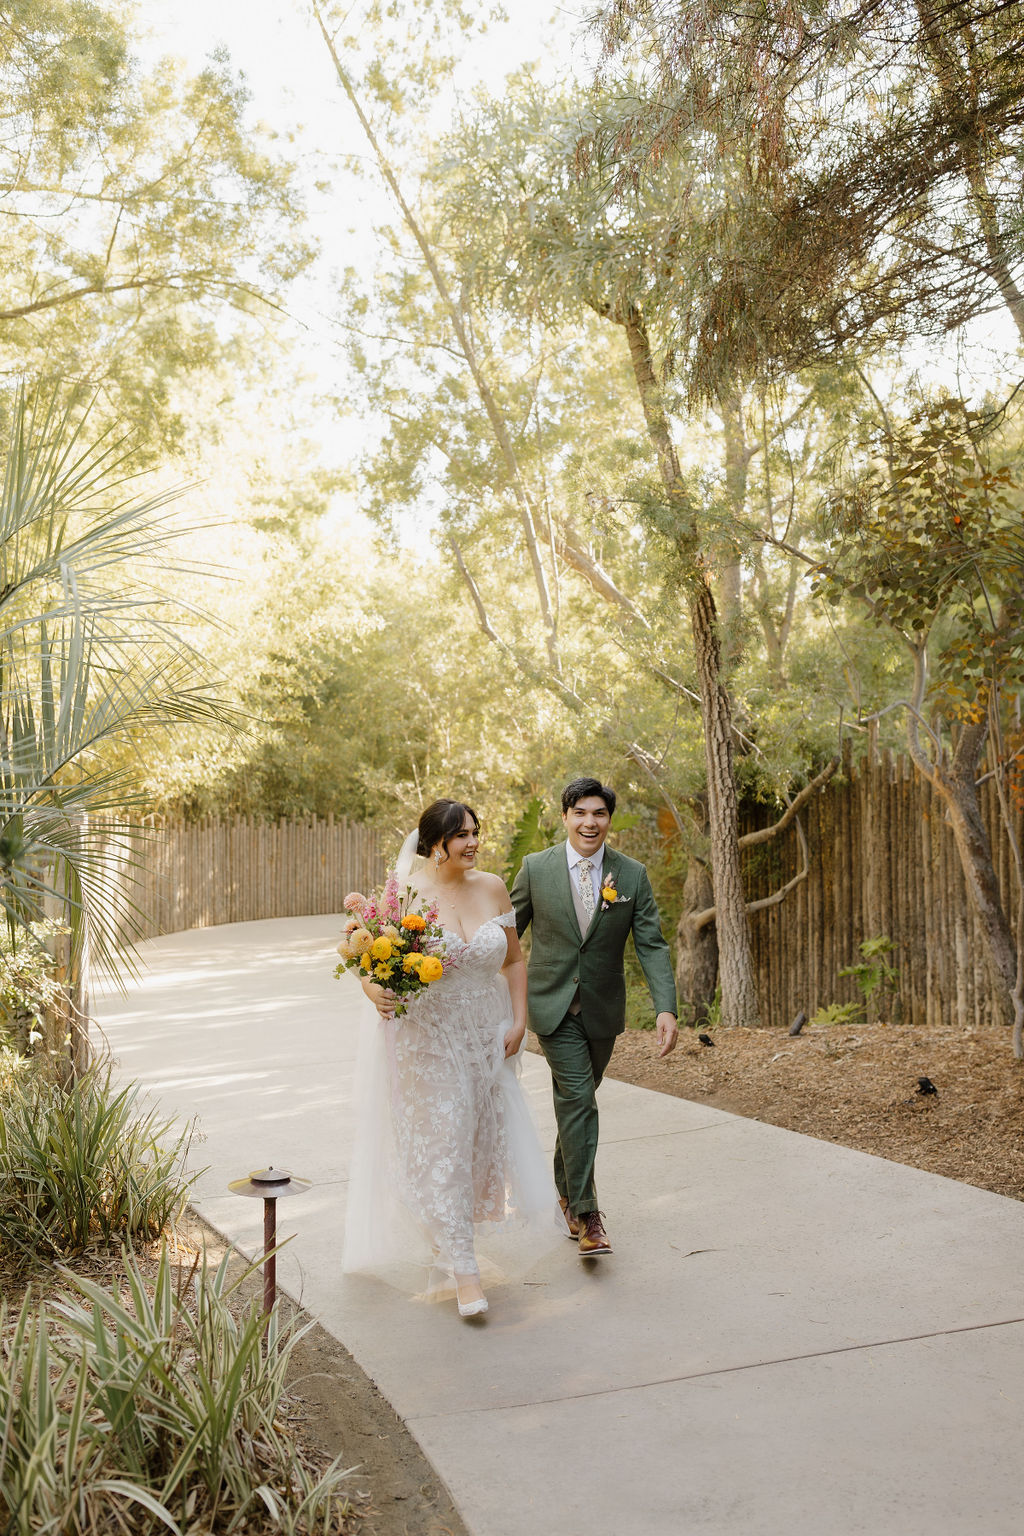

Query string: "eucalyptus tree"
[591, 1, 1024, 398]
[0, 0, 310, 448]
[312, 4, 717, 816]
[431, 75, 824, 1026]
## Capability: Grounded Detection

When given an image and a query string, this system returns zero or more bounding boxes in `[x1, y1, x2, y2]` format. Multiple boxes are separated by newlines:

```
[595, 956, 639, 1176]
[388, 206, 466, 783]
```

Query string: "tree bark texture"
[689, 576, 761, 1025]
[676, 858, 719, 1026]
[943, 723, 1018, 1024]
[718, 390, 750, 658]
[621, 303, 760, 1026]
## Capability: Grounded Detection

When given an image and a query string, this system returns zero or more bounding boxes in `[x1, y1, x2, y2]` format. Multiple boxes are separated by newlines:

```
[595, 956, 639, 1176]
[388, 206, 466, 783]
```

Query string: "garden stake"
[227, 1166, 311, 1325]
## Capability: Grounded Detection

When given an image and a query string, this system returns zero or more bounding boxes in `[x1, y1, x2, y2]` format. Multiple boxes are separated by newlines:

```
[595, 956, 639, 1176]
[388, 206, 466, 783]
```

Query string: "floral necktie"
[577, 859, 595, 923]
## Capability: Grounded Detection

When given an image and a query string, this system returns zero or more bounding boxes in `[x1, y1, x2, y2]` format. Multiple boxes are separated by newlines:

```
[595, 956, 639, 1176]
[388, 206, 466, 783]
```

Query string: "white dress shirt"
[566, 840, 605, 908]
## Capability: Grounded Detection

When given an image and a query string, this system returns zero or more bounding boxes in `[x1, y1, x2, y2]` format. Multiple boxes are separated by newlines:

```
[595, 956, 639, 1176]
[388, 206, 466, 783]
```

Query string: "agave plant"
[0, 385, 232, 1006]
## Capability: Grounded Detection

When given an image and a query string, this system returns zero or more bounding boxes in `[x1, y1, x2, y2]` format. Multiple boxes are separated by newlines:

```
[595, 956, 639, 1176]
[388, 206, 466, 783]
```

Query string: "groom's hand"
[655, 1012, 678, 1058]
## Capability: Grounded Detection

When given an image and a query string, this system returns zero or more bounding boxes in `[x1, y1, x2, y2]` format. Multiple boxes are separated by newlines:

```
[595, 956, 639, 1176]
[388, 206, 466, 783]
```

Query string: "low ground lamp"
[227, 1165, 312, 1318]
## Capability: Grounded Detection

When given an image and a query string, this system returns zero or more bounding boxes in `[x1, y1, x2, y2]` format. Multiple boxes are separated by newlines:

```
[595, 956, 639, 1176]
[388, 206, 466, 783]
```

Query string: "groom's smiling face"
[563, 795, 612, 857]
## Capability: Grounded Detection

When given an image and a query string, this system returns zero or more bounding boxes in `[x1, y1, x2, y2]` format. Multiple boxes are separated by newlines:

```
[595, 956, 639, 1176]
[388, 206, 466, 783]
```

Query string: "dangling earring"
[434, 848, 442, 867]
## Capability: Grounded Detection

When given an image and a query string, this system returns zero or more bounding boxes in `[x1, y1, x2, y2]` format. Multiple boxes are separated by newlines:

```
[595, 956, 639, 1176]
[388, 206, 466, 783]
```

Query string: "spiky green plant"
[0, 384, 233, 988]
[504, 795, 558, 885]
[0, 1063, 195, 1262]
[0, 1247, 356, 1535]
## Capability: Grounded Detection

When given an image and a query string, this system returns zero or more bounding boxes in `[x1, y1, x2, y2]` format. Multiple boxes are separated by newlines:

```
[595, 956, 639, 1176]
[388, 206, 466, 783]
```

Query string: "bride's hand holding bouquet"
[335, 872, 450, 1017]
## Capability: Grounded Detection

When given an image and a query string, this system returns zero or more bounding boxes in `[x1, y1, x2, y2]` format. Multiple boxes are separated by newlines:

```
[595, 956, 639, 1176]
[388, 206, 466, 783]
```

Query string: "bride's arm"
[500, 922, 528, 1058]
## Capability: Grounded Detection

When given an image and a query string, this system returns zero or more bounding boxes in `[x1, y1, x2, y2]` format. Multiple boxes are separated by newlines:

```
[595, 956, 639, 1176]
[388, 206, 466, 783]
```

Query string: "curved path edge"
[97, 916, 1024, 1536]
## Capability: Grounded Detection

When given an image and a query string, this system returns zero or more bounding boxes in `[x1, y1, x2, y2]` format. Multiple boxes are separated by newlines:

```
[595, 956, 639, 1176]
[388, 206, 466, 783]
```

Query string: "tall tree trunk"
[676, 858, 719, 1025]
[718, 390, 751, 659]
[621, 302, 760, 1026]
[942, 721, 1017, 1021]
[905, 671, 1016, 1024]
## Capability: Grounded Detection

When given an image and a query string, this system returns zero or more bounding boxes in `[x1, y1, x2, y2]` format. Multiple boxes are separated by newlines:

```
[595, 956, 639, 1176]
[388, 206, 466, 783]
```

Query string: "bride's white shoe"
[455, 1274, 488, 1318]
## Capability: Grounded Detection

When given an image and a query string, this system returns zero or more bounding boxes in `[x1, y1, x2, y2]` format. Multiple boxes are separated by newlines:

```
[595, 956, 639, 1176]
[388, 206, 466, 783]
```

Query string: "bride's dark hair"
[416, 799, 480, 862]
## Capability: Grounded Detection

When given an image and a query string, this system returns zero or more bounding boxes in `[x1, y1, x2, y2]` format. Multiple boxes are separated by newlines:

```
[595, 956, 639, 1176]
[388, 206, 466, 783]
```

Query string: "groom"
[510, 776, 678, 1257]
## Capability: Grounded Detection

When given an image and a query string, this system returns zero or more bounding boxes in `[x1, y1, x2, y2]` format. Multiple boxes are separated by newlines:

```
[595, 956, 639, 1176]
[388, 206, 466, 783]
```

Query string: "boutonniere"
[600, 874, 629, 911]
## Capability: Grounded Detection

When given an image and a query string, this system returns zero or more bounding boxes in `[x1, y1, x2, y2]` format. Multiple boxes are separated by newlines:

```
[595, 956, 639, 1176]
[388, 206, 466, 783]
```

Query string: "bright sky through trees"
[133, 2, 589, 493]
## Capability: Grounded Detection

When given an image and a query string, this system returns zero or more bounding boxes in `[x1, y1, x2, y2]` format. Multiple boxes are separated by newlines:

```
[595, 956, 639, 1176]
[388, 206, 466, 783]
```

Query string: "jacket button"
[572, 976, 578, 984]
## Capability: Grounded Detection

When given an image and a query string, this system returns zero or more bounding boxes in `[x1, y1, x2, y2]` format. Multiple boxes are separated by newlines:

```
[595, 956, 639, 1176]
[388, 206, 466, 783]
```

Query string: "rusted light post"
[227, 1166, 311, 1320]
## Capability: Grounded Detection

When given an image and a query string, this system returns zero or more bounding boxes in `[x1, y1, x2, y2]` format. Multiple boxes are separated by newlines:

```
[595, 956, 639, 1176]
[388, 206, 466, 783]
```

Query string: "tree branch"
[691, 815, 812, 931]
[555, 523, 651, 627]
[445, 537, 584, 713]
[313, 3, 562, 671]
[738, 756, 840, 848]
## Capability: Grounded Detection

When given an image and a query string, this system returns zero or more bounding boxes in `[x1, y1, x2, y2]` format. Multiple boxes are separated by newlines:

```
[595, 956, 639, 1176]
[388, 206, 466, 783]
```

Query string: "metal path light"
[227, 1166, 312, 1319]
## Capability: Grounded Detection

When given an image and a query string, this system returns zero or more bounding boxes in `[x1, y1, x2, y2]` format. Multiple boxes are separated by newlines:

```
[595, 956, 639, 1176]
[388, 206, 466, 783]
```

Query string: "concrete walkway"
[96, 916, 1024, 1536]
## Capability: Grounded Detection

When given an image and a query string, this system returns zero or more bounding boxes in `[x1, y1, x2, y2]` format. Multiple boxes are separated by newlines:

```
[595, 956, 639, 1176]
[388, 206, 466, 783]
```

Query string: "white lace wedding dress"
[342, 911, 561, 1293]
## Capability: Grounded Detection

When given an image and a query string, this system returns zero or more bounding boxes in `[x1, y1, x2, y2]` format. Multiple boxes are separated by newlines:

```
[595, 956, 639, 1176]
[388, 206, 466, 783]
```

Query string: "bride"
[341, 798, 563, 1317]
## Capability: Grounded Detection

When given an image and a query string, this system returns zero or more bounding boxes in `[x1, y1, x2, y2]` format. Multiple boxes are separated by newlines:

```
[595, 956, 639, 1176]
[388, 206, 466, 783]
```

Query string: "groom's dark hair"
[561, 777, 616, 815]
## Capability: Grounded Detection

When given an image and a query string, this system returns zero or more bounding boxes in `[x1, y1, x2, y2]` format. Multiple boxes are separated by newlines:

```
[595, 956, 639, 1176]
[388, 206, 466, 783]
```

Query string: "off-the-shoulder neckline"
[442, 910, 516, 944]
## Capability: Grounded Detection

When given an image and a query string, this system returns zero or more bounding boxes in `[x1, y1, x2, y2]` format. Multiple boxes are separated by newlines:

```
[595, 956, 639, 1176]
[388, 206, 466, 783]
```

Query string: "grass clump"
[0, 1063, 195, 1264]
[0, 1246, 357, 1535]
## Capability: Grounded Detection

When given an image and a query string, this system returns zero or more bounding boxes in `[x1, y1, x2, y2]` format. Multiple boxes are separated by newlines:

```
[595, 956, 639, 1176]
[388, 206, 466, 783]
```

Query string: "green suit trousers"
[537, 1006, 616, 1216]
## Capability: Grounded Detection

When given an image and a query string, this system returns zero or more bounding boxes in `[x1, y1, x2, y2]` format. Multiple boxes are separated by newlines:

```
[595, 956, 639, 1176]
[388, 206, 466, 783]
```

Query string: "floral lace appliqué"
[384, 911, 518, 1274]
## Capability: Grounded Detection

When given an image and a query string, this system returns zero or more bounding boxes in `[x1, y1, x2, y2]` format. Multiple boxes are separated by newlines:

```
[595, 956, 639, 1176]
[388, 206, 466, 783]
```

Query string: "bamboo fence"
[99, 749, 1022, 1030]
[99, 815, 385, 945]
[742, 739, 1023, 1029]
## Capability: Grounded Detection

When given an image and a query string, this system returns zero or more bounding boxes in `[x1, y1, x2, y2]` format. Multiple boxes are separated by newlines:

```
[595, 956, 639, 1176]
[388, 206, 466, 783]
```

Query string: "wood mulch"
[602, 1021, 1024, 1202]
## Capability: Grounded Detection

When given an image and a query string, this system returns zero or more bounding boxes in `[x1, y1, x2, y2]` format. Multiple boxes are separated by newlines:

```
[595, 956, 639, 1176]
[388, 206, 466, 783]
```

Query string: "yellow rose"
[371, 936, 393, 960]
[351, 928, 373, 955]
[601, 887, 617, 903]
[401, 913, 426, 932]
[360, 953, 372, 971]
[402, 953, 423, 973]
[419, 955, 444, 983]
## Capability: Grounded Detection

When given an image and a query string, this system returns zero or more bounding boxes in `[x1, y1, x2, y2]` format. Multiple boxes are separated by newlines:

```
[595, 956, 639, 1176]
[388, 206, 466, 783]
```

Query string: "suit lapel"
[583, 847, 621, 945]
[553, 841, 583, 941]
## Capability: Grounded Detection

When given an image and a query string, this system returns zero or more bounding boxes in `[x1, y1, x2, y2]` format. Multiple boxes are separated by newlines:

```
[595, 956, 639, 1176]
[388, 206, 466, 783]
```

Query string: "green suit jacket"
[510, 842, 677, 1039]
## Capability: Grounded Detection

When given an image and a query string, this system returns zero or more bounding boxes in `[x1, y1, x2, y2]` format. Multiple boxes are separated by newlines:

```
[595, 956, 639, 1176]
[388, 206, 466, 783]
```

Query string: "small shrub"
[0, 919, 65, 1056]
[807, 1000, 863, 1028]
[0, 1064, 195, 1263]
[625, 973, 656, 1029]
[839, 935, 900, 1012]
[0, 1247, 355, 1535]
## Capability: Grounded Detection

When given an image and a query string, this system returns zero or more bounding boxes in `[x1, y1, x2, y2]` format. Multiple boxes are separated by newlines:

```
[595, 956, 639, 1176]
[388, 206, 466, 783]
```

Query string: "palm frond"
[0, 383, 236, 996]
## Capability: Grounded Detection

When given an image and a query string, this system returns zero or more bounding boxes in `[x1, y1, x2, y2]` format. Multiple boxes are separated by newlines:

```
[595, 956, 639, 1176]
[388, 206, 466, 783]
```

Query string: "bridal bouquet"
[335, 871, 451, 1016]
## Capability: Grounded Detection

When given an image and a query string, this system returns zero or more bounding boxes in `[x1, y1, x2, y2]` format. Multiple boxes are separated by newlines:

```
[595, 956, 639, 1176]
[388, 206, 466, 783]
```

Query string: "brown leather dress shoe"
[577, 1211, 612, 1256]
[559, 1197, 580, 1239]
